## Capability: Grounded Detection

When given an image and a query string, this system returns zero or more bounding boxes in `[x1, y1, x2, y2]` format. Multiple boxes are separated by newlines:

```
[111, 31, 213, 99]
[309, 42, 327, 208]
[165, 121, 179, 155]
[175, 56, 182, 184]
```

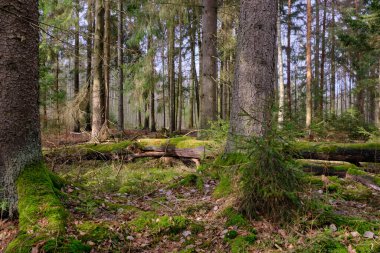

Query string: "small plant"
[237, 130, 304, 222]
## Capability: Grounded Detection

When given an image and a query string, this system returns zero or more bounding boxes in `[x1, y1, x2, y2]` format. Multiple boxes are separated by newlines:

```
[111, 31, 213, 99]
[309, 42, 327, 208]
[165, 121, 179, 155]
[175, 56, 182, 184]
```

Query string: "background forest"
[1, 0, 380, 253]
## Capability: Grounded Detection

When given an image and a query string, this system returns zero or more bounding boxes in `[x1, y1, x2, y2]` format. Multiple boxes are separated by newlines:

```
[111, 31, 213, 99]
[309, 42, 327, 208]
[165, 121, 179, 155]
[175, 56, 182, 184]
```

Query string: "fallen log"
[298, 160, 350, 178]
[348, 174, 380, 192]
[296, 142, 380, 165]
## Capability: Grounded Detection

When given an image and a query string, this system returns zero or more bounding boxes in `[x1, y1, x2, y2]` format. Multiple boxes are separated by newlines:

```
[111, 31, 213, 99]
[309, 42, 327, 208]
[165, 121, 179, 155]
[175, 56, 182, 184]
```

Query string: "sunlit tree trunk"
[226, 0, 278, 152]
[91, 0, 105, 139]
[314, 0, 320, 113]
[178, 15, 183, 132]
[200, 0, 218, 129]
[148, 35, 156, 132]
[306, 0, 313, 130]
[319, 0, 327, 118]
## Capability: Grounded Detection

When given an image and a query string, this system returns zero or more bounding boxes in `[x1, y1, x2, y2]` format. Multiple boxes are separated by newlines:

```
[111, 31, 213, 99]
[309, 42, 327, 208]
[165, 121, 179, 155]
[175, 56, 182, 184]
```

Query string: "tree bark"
[91, 0, 105, 139]
[200, 0, 218, 129]
[85, 0, 94, 132]
[314, 0, 320, 113]
[306, 0, 313, 131]
[0, 0, 41, 217]
[168, 18, 176, 133]
[178, 14, 183, 132]
[148, 35, 156, 132]
[286, 0, 292, 118]
[278, 4, 285, 127]
[117, 0, 124, 131]
[226, 0, 278, 152]
[104, 0, 110, 127]
[319, 0, 327, 118]
[330, 0, 336, 115]
[74, 0, 81, 132]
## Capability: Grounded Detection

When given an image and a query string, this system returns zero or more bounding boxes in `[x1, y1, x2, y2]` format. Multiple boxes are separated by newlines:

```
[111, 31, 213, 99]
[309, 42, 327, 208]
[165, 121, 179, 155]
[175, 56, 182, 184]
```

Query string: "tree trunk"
[117, 0, 124, 131]
[314, 0, 320, 113]
[306, 0, 313, 131]
[162, 43, 166, 129]
[74, 0, 81, 132]
[226, 0, 277, 152]
[319, 0, 327, 118]
[200, 0, 218, 129]
[376, 60, 380, 128]
[278, 5, 285, 127]
[104, 0, 110, 127]
[189, 11, 197, 129]
[286, 0, 292, 118]
[330, 0, 336, 115]
[0, 0, 41, 217]
[148, 35, 156, 132]
[85, 0, 94, 132]
[55, 52, 60, 127]
[91, 0, 105, 139]
[178, 14, 183, 132]
[169, 18, 176, 133]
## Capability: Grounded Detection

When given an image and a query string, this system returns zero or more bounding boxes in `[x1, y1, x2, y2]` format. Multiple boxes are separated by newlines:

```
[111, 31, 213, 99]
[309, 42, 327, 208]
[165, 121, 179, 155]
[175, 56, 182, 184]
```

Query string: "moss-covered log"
[296, 142, 380, 164]
[45, 137, 213, 164]
[5, 162, 67, 252]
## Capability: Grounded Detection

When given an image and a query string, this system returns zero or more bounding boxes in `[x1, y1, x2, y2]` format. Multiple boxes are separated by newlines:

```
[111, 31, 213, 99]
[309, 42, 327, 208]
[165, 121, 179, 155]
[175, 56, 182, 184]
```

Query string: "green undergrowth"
[6, 162, 68, 253]
[59, 159, 190, 196]
[76, 221, 119, 242]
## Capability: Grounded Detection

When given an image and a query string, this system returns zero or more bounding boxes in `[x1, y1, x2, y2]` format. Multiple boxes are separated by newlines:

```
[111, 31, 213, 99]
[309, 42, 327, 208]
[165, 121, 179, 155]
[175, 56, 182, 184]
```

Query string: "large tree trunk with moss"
[226, 0, 277, 151]
[0, 0, 41, 217]
[200, 0, 218, 129]
[91, 0, 105, 139]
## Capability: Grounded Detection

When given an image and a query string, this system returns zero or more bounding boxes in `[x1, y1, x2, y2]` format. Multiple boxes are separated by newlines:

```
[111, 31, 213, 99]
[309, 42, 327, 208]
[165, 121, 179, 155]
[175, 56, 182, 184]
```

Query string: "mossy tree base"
[5, 162, 67, 253]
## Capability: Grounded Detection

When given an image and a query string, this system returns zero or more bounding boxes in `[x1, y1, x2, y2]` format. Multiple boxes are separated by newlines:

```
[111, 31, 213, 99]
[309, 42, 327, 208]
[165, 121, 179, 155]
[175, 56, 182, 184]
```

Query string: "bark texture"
[306, 0, 312, 130]
[91, 0, 105, 139]
[117, 0, 124, 131]
[226, 0, 277, 151]
[277, 5, 285, 127]
[0, 0, 41, 216]
[200, 0, 218, 129]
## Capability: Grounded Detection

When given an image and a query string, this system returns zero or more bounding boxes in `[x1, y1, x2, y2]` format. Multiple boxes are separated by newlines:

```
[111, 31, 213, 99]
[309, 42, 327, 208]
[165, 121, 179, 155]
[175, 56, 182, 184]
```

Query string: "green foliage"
[76, 221, 115, 242]
[223, 207, 250, 228]
[300, 231, 347, 253]
[238, 134, 304, 221]
[199, 118, 230, 143]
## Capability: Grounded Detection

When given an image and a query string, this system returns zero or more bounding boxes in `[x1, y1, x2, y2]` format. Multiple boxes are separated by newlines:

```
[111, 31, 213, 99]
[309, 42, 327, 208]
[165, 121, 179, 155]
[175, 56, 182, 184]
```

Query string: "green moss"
[128, 212, 189, 235]
[214, 153, 249, 167]
[355, 241, 380, 253]
[316, 210, 380, 234]
[223, 207, 250, 228]
[374, 176, 380, 187]
[295, 142, 380, 153]
[229, 235, 254, 253]
[213, 175, 232, 198]
[225, 230, 238, 239]
[341, 183, 372, 201]
[43, 237, 91, 253]
[6, 162, 67, 253]
[77, 221, 113, 242]
[138, 137, 213, 149]
[347, 168, 367, 176]
[300, 231, 347, 253]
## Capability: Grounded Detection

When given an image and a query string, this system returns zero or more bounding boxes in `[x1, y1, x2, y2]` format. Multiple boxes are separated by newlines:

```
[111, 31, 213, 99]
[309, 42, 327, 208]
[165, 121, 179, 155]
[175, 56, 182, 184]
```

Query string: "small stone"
[88, 241, 95, 246]
[350, 231, 360, 238]
[205, 184, 210, 188]
[182, 230, 192, 237]
[330, 224, 337, 232]
[213, 206, 219, 211]
[126, 236, 134, 241]
[363, 231, 374, 239]
[317, 190, 323, 194]
[222, 229, 228, 235]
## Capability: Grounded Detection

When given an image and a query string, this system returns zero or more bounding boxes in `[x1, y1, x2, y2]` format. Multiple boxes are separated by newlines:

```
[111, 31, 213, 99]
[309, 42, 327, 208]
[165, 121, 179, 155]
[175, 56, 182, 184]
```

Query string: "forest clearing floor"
[2, 138, 380, 252]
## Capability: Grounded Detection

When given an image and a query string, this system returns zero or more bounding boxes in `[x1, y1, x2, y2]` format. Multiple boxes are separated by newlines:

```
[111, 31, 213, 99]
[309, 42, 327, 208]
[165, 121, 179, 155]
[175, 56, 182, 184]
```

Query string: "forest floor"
[1, 132, 380, 252]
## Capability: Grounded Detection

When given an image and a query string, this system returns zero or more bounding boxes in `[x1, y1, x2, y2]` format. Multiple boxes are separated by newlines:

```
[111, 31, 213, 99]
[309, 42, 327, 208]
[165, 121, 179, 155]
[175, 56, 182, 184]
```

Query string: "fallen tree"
[295, 142, 380, 165]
